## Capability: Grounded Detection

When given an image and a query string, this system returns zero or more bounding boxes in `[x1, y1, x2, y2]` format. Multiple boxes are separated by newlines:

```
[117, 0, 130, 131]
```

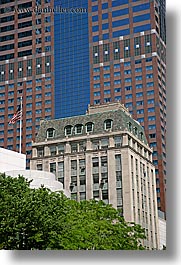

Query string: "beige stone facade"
[30, 103, 159, 249]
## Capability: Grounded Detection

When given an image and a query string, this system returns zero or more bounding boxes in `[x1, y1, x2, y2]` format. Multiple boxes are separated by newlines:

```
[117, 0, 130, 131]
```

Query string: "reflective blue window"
[125, 78, 132, 83]
[112, 18, 129, 28]
[115, 96, 121, 101]
[125, 102, 132, 108]
[94, 99, 100, 104]
[114, 64, 120, 69]
[133, 13, 150, 23]
[94, 91, 100, 97]
[92, 5, 98, 12]
[104, 82, 110, 86]
[124, 61, 131, 67]
[112, 0, 128, 7]
[115, 88, 121, 93]
[125, 94, 132, 99]
[113, 28, 130, 38]
[147, 82, 154, 87]
[137, 117, 144, 123]
[114, 80, 121, 85]
[92, 15, 98, 22]
[94, 75, 100, 80]
[92, 25, 99, 32]
[102, 13, 108, 20]
[102, 23, 109, 30]
[94, 84, 100, 88]
[135, 76, 142, 81]
[136, 92, 143, 97]
[103, 33, 109, 40]
[93, 67, 100, 72]
[102, 3, 108, 9]
[93, 36, 99, 42]
[148, 107, 155, 112]
[136, 84, 143, 89]
[112, 8, 129, 17]
[147, 90, 154, 95]
[134, 24, 151, 33]
[103, 65, 110, 71]
[132, 3, 150, 12]
[104, 89, 110, 95]
[104, 74, 110, 79]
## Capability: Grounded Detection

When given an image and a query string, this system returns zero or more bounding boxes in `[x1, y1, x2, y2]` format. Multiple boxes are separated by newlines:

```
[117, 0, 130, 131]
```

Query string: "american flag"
[9, 105, 22, 124]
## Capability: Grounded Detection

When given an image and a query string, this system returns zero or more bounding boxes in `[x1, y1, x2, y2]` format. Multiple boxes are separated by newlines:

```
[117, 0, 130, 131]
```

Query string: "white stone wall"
[0, 148, 26, 172]
[30, 131, 159, 249]
[158, 218, 166, 249]
[5, 170, 70, 197]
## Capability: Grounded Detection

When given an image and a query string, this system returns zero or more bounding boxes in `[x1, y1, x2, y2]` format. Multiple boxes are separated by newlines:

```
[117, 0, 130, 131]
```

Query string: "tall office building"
[0, 0, 54, 167]
[0, 0, 90, 167]
[89, 0, 166, 213]
[0, 0, 166, 213]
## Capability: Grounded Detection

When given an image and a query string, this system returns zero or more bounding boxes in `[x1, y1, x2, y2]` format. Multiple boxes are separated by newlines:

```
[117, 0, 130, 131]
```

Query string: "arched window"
[85, 122, 94, 133]
[74, 124, 83, 134]
[64, 125, 73, 136]
[46, 128, 55, 138]
[104, 119, 113, 130]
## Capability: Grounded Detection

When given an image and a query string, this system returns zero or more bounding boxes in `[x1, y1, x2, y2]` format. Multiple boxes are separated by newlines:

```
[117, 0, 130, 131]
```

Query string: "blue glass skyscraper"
[54, 0, 90, 118]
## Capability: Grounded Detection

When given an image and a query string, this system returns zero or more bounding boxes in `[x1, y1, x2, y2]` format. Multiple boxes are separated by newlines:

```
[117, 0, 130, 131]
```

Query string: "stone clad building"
[30, 102, 159, 249]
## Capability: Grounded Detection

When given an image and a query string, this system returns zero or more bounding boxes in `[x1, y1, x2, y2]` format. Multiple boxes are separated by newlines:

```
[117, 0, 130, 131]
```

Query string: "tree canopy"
[0, 173, 146, 250]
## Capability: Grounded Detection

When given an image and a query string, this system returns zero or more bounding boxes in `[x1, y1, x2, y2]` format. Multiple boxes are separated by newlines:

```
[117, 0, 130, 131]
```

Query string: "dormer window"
[134, 127, 138, 136]
[128, 122, 132, 131]
[46, 128, 55, 138]
[140, 132, 143, 140]
[104, 119, 112, 130]
[85, 122, 94, 133]
[75, 124, 83, 134]
[65, 125, 73, 136]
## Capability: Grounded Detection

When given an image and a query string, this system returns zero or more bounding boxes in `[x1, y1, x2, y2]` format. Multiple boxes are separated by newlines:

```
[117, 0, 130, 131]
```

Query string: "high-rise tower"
[89, 0, 166, 213]
[0, 0, 54, 167]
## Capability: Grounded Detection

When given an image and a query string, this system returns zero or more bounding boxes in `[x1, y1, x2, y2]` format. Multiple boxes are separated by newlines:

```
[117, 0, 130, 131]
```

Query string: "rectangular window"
[113, 29, 130, 38]
[133, 13, 150, 23]
[134, 24, 151, 33]
[102, 23, 109, 30]
[112, 18, 129, 28]
[102, 13, 108, 20]
[132, 3, 150, 12]
[112, 0, 128, 7]
[50, 162, 56, 173]
[112, 8, 129, 17]
[92, 5, 98, 12]
[92, 15, 98, 22]
[92, 25, 99, 32]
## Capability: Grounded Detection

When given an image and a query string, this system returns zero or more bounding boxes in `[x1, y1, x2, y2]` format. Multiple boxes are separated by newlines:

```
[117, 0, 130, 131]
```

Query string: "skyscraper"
[89, 0, 166, 213]
[0, 0, 54, 167]
[0, 0, 166, 213]
[54, 0, 90, 118]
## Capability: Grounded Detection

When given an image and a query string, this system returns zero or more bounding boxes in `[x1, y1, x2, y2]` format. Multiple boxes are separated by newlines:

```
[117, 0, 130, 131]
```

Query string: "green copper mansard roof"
[35, 103, 148, 145]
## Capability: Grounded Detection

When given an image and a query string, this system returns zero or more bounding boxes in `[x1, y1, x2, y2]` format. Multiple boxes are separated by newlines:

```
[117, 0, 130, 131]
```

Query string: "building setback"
[30, 103, 159, 249]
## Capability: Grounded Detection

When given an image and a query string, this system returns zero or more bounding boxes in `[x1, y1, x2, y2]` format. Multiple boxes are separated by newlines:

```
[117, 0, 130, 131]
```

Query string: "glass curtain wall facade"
[54, 0, 90, 118]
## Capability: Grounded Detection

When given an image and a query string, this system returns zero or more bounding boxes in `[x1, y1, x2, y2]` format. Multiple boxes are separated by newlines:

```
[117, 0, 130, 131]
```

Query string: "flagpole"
[19, 96, 22, 154]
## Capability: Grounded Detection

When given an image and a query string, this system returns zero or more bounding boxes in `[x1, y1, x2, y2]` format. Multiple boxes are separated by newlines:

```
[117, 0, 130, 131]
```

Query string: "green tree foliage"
[0, 173, 146, 250]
